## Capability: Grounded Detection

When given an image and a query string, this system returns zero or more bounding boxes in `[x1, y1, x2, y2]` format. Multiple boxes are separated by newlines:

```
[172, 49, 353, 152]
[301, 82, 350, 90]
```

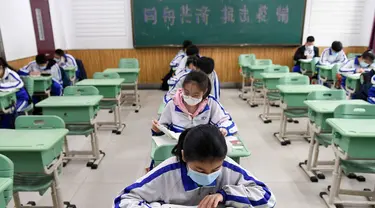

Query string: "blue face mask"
[360, 61, 369, 68]
[332, 52, 338, 57]
[187, 166, 221, 186]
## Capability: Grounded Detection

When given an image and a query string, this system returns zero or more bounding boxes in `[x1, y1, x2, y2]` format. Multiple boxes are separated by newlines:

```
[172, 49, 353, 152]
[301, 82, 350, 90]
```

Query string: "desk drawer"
[96, 86, 121, 98]
[280, 93, 309, 108]
[42, 106, 97, 123]
[0, 93, 16, 110]
[346, 77, 360, 91]
[34, 79, 52, 93]
[118, 73, 139, 83]
[332, 131, 375, 158]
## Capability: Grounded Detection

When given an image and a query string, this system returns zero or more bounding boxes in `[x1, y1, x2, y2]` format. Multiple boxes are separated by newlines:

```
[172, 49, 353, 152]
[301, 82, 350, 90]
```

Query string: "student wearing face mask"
[155, 70, 236, 137]
[293, 36, 319, 73]
[167, 55, 198, 88]
[0, 57, 31, 128]
[164, 57, 219, 104]
[19, 54, 63, 96]
[54, 49, 78, 71]
[114, 124, 276, 208]
[339, 50, 375, 90]
[174, 45, 200, 76]
[319, 41, 347, 66]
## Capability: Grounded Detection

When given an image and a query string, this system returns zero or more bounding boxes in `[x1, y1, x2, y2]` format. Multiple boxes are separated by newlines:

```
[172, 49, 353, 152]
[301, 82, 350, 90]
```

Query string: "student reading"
[154, 70, 236, 137]
[293, 36, 319, 73]
[114, 124, 276, 208]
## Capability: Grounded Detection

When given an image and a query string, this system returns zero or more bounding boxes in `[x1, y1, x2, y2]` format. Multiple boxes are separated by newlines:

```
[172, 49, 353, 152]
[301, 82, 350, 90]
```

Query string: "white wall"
[303, 0, 375, 46]
[0, 0, 37, 61]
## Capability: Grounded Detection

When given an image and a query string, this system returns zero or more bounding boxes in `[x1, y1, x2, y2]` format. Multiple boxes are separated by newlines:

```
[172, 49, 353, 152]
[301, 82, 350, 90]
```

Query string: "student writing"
[293, 36, 319, 73]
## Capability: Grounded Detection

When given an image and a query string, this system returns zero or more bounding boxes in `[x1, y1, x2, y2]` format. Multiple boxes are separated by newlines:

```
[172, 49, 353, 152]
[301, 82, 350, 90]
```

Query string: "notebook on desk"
[226, 136, 244, 150]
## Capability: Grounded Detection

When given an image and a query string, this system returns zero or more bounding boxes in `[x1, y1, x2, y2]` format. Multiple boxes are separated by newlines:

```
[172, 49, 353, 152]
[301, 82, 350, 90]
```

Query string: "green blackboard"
[132, 0, 306, 47]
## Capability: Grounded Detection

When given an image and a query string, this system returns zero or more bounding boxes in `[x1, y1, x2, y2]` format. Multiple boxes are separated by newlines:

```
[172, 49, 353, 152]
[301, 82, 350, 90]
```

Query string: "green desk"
[300, 100, 368, 182]
[0, 129, 69, 208]
[345, 73, 361, 95]
[104, 68, 141, 112]
[63, 66, 76, 83]
[321, 119, 375, 207]
[318, 64, 340, 84]
[30, 76, 52, 95]
[0, 91, 17, 113]
[151, 135, 251, 167]
[275, 85, 329, 145]
[299, 59, 313, 75]
[76, 79, 124, 98]
[157, 102, 165, 116]
[0, 178, 12, 207]
[76, 79, 126, 134]
[36, 96, 102, 123]
[260, 72, 302, 91]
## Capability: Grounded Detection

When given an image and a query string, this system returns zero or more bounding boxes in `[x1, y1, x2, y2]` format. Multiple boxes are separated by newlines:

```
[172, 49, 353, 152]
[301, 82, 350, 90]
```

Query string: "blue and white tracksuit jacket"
[158, 96, 237, 136]
[58, 54, 78, 71]
[170, 50, 186, 70]
[319, 48, 348, 66]
[339, 57, 371, 89]
[19, 61, 63, 96]
[114, 157, 276, 208]
[163, 70, 220, 104]
[368, 75, 375, 104]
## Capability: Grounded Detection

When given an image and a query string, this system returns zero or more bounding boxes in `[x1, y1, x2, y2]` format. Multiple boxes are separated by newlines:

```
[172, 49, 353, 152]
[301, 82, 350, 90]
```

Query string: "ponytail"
[171, 128, 192, 162]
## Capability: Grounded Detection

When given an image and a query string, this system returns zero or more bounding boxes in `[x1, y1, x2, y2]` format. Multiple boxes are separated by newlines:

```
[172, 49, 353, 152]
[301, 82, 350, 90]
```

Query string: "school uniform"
[319, 48, 347, 66]
[293, 45, 319, 73]
[0, 68, 29, 128]
[164, 69, 220, 104]
[159, 89, 236, 136]
[339, 57, 371, 89]
[19, 61, 63, 96]
[368, 74, 375, 104]
[114, 157, 276, 208]
[170, 50, 186, 70]
[57, 54, 78, 71]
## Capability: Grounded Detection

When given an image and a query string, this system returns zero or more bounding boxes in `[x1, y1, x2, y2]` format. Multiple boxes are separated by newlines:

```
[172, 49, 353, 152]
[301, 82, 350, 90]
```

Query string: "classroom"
[0, 0, 375, 207]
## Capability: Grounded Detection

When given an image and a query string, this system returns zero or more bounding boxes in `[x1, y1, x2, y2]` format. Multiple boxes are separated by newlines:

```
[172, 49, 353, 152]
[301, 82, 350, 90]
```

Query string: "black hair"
[186, 45, 199, 56]
[182, 70, 212, 99]
[361, 50, 375, 63]
[198, 57, 215, 74]
[185, 56, 199, 67]
[306, 36, 315, 43]
[182, 40, 193, 50]
[331, 41, 343, 52]
[55, 49, 65, 56]
[35, 54, 48, 65]
[172, 124, 227, 163]
[0, 57, 16, 71]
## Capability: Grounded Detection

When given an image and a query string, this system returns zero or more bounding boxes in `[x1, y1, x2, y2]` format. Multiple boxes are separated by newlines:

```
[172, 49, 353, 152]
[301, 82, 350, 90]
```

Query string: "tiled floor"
[7, 89, 375, 208]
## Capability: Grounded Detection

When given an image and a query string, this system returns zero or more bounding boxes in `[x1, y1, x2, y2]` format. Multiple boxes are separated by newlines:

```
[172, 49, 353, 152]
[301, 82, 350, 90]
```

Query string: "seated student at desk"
[352, 64, 375, 103]
[0, 57, 30, 128]
[292, 36, 319, 73]
[170, 40, 193, 71]
[19, 54, 63, 96]
[174, 45, 200, 76]
[164, 57, 220, 103]
[54, 49, 78, 71]
[339, 50, 375, 89]
[155, 70, 236, 136]
[114, 124, 276, 208]
[319, 41, 348, 66]
[168, 56, 198, 88]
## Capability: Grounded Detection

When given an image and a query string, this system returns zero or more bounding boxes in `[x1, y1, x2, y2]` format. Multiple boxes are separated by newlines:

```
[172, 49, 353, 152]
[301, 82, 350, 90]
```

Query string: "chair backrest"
[279, 75, 310, 85]
[0, 154, 13, 179]
[118, 58, 139, 68]
[334, 104, 375, 119]
[347, 53, 362, 59]
[20, 76, 34, 97]
[307, 89, 346, 101]
[93, 72, 120, 79]
[264, 66, 289, 73]
[64, 86, 99, 96]
[15, 115, 65, 129]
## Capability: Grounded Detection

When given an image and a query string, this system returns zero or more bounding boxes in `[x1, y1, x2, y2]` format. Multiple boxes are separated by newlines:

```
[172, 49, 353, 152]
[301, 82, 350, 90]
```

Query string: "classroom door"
[30, 0, 55, 58]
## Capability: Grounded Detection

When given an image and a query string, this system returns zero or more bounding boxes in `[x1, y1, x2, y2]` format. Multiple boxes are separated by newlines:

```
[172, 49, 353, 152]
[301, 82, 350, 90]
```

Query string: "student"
[174, 45, 200, 75]
[0, 57, 30, 128]
[170, 40, 192, 70]
[164, 57, 220, 104]
[155, 70, 236, 137]
[368, 72, 375, 104]
[319, 41, 347, 66]
[293, 36, 319, 73]
[114, 124, 276, 208]
[167, 55, 198, 87]
[54, 49, 78, 71]
[19, 54, 63, 96]
[339, 50, 375, 89]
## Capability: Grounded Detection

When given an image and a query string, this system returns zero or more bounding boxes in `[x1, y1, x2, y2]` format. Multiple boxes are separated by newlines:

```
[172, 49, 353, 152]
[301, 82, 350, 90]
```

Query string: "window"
[35, 8, 45, 41]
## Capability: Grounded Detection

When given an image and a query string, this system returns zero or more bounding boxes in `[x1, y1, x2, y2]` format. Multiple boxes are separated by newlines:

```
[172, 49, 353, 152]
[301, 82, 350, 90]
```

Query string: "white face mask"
[54, 58, 60, 62]
[307, 45, 314, 50]
[183, 94, 202, 106]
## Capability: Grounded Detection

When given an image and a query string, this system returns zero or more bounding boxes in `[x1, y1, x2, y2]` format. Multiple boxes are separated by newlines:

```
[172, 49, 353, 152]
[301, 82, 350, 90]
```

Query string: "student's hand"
[198, 193, 223, 208]
[306, 55, 313, 59]
[30, 71, 41, 76]
[151, 120, 161, 133]
[219, 128, 228, 137]
[356, 68, 365, 73]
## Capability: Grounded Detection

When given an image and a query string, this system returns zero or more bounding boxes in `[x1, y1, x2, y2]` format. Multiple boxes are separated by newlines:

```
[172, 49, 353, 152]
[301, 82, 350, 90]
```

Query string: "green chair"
[0, 154, 13, 207]
[347, 53, 362, 59]
[93, 72, 120, 79]
[238, 54, 255, 100]
[13, 116, 69, 207]
[20, 76, 34, 115]
[118, 58, 139, 69]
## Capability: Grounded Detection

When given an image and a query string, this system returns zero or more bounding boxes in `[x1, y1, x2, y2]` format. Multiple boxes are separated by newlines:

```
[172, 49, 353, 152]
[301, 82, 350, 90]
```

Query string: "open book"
[155, 123, 181, 140]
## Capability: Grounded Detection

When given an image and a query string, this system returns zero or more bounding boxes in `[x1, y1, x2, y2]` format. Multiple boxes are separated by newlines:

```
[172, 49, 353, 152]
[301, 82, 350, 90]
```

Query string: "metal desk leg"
[13, 192, 22, 208]
[113, 99, 126, 135]
[88, 122, 105, 169]
[133, 81, 141, 113]
[259, 90, 271, 123]
[239, 75, 248, 101]
[274, 111, 290, 145]
[247, 78, 259, 107]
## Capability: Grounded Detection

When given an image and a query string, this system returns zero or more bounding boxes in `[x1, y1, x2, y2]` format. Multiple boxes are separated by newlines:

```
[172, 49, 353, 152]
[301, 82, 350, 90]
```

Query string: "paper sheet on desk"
[156, 124, 181, 140]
